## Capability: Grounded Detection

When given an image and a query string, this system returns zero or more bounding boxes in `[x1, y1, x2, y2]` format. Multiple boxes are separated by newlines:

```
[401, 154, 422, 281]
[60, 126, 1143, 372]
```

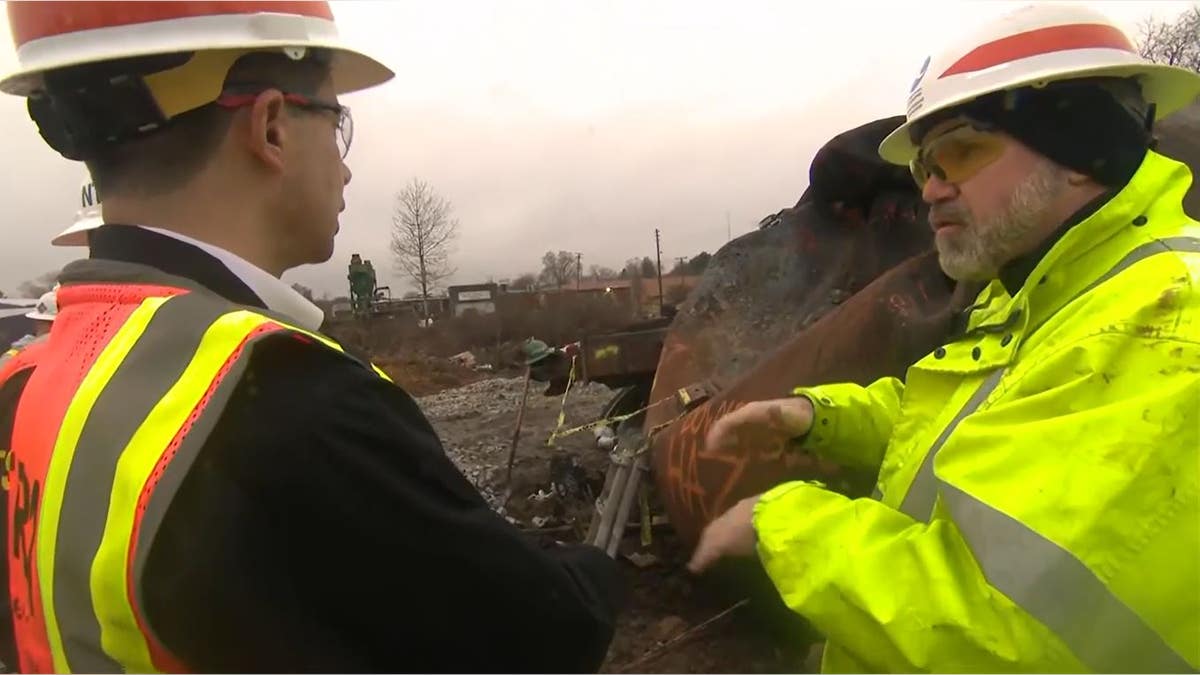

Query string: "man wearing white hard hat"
[50, 178, 103, 248]
[692, 4, 1200, 672]
[4, 289, 57, 352]
[0, 2, 621, 673]
[21, 289, 56, 329]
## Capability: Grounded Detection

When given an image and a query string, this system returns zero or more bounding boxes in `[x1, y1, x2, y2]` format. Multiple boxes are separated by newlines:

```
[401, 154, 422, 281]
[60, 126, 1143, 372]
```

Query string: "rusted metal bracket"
[675, 380, 714, 412]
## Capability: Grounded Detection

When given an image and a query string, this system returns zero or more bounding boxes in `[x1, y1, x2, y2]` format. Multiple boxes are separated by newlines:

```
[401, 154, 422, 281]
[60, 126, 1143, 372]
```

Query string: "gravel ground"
[418, 376, 615, 523]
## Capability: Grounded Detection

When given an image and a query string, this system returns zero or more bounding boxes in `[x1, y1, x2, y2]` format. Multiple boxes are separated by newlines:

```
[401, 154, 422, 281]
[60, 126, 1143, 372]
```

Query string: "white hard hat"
[25, 288, 58, 322]
[879, 4, 1200, 165]
[1, 2, 394, 110]
[52, 177, 102, 247]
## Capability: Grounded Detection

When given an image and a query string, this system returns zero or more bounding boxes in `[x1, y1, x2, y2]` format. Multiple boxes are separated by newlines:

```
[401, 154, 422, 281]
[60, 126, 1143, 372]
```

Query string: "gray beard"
[932, 161, 1067, 282]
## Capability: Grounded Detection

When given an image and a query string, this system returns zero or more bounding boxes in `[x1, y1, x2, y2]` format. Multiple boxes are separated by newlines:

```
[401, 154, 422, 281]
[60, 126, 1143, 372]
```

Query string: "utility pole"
[674, 256, 688, 290]
[575, 252, 582, 291]
[654, 229, 665, 316]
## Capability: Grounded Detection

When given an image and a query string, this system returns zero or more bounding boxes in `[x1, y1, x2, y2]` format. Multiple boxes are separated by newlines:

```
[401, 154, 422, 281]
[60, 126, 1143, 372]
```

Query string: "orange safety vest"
[0, 339, 46, 395]
[0, 338, 47, 384]
[6, 261, 389, 673]
[1, 337, 47, 492]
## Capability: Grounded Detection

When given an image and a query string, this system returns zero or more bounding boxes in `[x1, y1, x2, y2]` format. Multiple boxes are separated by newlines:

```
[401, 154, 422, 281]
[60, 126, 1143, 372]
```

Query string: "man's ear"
[246, 90, 288, 173]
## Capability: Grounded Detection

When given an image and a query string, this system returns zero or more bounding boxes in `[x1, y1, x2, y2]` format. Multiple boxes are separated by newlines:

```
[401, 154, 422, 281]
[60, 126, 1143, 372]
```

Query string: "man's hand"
[689, 398, 814, 573]
[704, 396, 815, 455]
[687, 495, 761, 573]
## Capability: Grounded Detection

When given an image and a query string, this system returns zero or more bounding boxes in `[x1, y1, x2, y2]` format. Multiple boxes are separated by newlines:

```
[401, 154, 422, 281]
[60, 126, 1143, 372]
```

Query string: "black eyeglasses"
[216, 89, 354, 159]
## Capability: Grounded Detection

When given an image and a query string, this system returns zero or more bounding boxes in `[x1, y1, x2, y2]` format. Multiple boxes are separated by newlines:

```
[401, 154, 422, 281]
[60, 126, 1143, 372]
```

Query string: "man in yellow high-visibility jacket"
[689, 5, 1200, 673]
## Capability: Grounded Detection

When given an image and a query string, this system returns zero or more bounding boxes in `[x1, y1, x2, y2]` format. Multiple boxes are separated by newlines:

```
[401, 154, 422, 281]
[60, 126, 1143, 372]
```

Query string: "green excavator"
[346, 253, 396, 318]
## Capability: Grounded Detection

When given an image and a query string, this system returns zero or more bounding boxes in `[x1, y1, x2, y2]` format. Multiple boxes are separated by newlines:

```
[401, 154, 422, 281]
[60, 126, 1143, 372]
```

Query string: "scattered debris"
[595, 425, 617, 450]
[419, 375, 809, 673]
[529, 488, 556, 503]
[450, 350, 478, 368]
[625, 551, 660, 569]
[418, 376, 614, 520]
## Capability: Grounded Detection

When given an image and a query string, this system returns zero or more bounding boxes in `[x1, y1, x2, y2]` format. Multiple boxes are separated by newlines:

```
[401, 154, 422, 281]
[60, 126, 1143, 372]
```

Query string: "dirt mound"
[600, 539, 812, 674]
[374, 352, 490, 397]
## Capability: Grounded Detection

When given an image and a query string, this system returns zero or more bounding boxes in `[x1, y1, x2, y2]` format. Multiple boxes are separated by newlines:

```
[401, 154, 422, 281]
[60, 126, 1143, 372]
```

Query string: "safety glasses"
[216, 90, 354, 159]
[910, 123, 1007, 188]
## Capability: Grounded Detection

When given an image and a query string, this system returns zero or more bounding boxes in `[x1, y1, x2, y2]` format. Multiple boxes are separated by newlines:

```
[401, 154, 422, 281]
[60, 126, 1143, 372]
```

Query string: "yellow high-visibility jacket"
[755, 150, 1200, 673]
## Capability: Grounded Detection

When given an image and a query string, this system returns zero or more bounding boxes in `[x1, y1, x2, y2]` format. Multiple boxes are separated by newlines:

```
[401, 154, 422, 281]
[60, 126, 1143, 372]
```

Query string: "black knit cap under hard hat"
[914, 77, 1155, 188]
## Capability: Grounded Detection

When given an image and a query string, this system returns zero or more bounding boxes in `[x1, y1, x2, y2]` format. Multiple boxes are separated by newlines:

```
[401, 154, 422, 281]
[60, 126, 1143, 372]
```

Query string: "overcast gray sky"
[0, 0, 1192, 298]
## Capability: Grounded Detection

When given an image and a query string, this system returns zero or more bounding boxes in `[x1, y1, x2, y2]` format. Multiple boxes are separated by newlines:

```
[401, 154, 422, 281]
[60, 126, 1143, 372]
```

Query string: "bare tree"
[290, 282, 315, 301]
[619, 258, 642, 279]
[509, 273, 539, 291]
[665, 283, 691, 305]
[539, 250, 580, 290]
[640, 257, 658, 278]
[588, 264, 618, 281]
[390, 178, 458, 317]
[1138, 5, 1200, 72]
[17, 270, 59, 298]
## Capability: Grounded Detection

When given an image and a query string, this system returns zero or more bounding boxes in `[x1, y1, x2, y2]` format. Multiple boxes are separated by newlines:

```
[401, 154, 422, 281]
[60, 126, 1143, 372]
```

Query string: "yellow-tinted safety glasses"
[910, 124, 1007, 188]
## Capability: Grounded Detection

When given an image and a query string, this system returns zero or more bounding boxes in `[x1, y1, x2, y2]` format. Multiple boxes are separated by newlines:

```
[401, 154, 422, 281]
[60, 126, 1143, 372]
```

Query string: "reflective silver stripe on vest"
[889, 236, 1200, 671]
[1077, 236, 1200, 300]
[54, 294, 226, 672]
[895, 235, 1200, 515]
[941, 481, 1194, 672]
[1028, 236, 1200, 337]
[898, 367, 1006, 520]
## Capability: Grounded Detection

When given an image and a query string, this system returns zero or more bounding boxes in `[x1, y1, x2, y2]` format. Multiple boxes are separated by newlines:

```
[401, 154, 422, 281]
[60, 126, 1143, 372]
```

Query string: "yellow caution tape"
[547, 355, 578, 447]
[544, 356, 696, 452]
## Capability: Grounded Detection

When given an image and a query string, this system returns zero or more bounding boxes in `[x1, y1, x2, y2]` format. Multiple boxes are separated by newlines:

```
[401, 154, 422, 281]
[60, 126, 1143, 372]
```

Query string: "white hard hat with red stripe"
[879, 4, 1200, 165]
[1, 1, 393, 113]
[52, 176, 102, 248]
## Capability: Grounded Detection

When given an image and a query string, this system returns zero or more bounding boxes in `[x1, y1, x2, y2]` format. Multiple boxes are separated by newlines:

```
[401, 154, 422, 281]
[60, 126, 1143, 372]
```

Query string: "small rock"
[449, 350, 477, 368]
[594, 425, 616, 451]
[529, 488, 556, 503]
[828, 289, 852, 305]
